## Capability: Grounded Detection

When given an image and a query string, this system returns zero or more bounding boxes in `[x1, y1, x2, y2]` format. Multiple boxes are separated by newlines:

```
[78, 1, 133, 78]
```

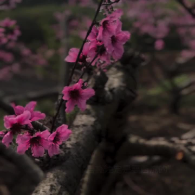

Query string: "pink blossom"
[104, 22, 130, 60]
[97, 9, 123, 41]
[12, 101, 46, 122]
[181, 50, 195, 59]
[2, 111, 31, 147]
[47, 124, 72, 157]
[62, 79, 95, 113]
[0, 50, 14, 63]
[16, 130, 50, 157]
[0, 18, 21, 42]
[88, 41, 111, 66]
[65, 42, 90, 64]
[0, 67, 11, 80]
[155, 39, 165, 50]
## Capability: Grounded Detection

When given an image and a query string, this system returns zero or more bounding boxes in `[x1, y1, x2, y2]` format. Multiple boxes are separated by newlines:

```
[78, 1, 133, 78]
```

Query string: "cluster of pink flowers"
[0, 18, 21, 45]
[122, 0, 195, 57]
[0, 102, 72, 157]
[65, 9, 130, 70]
[0, 41, 53, 80]
[0, 0, 22, 10]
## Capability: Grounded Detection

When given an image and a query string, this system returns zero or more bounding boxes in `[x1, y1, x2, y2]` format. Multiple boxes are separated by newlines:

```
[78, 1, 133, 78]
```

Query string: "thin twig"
[51, 0, 105, 131]
[176, 0, 195, 18]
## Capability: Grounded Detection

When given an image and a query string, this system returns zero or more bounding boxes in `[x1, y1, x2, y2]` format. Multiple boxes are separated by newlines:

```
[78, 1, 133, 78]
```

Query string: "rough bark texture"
[0, 143, 43, 195]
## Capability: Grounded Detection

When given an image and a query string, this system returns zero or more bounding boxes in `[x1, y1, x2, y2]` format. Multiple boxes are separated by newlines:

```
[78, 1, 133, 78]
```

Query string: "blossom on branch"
[12, 101, 46, 122]
[0, 18, 21, 44]
[48, 124, 72, 157]
[16, 130, 50, 157]
[65, 42, 90, 64]
[2, 111, 31, 147]
[62, 79, 95, 113]
[104, 22, 130, 60]
[65, 8, 130, 68]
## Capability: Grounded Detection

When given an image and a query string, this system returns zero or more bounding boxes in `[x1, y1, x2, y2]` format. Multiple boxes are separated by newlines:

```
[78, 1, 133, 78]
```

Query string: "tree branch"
[0, 143, 44, 195]
[176, 0, 195, 18]
[116, 135, 195, 168]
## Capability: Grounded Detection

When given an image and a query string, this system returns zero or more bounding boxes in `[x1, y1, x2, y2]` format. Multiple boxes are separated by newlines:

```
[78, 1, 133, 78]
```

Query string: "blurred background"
[0, 0, 195, 194]
[0, 0, 195, 131]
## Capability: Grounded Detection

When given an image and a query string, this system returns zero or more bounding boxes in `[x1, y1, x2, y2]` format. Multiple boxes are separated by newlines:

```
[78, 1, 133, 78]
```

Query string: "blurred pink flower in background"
[155, 39, 165, 50]
[0, 50, 14, 62]
[0, 18, 21, 43]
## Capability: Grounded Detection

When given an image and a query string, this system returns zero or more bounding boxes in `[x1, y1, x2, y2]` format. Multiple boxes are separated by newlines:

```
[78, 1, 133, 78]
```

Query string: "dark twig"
[51, 0, 104, 131]
[176, 0, 195, 18]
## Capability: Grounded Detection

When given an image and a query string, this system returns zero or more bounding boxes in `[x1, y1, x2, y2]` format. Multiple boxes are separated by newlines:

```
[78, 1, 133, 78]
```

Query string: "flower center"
[70, 89, 80, 100]
[102, 20, 109, 29]
[5, 26, 14, 35]
[53, 132, 60, 144]
[30, 136, 41, 146]
[111, 35, 117, 44]
[10, 123, 21, 134]
[97, 45, 106, 56]
[79, 54, 87, 63]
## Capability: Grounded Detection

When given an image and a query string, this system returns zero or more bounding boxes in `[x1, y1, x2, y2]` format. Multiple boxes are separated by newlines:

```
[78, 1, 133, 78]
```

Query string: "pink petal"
[16, 134, 31, 144]
[97, 26, 104, 41]
[114, 21, 122, 34]
[48, 131, 57, 142]
[48, 143, 60, 157]
[12, 104, 24, 115]
[77, 100, 87, 111]
[65, 48, 79, 62]
[31, 145, 45, 157]
[17, 143, 30, 154]
[65, 99, 77, 113]
[109, 9, 123, 19]
[62, 87, 71, 100]
[81, 88, 95, 100]
[0, 131, 5, 137]
[25, 101, 36, 112]
[31, 111, 46, 121]
[39, 130, 50, 139]
[40, 139, 50, 150]
[2, 131, 13, 147]
[16, 111, 31, 125]
[112, 44, 124, 60]
[78, 79, 84, 86]
[88, 26, 98, 41]
[82, 42, 90, 56]
[56, 124, 72, 142]
[117, 31, 131, 44]
[4, 115, 16, 129]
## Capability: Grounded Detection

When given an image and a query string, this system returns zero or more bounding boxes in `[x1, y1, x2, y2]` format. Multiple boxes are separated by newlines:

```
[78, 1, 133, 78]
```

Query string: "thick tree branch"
[0, 143, 44, 195]
[176, 0, 195, 18]
[116, 135, 195, 168]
